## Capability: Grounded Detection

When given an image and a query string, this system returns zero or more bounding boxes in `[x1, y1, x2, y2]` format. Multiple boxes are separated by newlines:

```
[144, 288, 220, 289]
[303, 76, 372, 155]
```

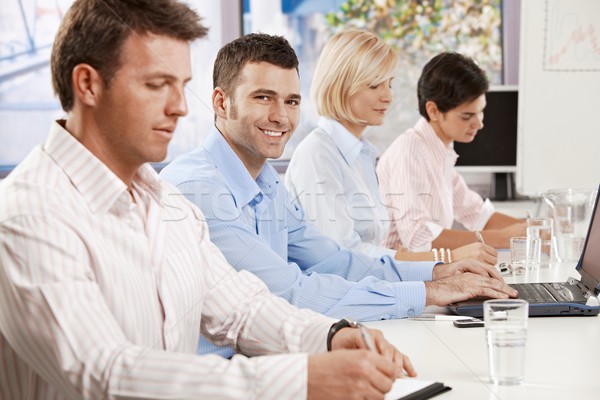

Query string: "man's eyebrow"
[249, 89, 277, 97]
[249, 89, 301, 100]
[142, 72, 175, 79]
[141, 72, 192, 83]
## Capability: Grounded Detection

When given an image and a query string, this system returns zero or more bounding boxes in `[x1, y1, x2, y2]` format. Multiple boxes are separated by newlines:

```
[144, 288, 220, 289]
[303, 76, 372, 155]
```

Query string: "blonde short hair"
[311, 29, 398, 125]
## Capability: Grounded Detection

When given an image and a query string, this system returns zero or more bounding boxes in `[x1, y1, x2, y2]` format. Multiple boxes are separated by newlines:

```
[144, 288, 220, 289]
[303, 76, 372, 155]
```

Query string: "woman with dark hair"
[377, 52, 524, 254]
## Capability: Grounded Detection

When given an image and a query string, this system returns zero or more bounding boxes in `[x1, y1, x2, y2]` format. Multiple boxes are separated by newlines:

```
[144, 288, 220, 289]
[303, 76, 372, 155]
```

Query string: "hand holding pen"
[358, 324, 416, 378]
[308, 324, 413, 400]
[475, 231, 511, 274]
[328, 322, 417, 378]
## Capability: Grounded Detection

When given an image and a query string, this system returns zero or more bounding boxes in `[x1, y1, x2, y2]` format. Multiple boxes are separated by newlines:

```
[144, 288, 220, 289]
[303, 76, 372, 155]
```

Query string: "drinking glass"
[510, 236, 541, 273]
[526, 217, 554, 266]
[484, 299, 529, 385]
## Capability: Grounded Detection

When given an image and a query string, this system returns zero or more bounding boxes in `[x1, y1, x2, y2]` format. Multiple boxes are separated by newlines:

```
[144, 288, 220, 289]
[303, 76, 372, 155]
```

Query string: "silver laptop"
[448, 187, 600, 318]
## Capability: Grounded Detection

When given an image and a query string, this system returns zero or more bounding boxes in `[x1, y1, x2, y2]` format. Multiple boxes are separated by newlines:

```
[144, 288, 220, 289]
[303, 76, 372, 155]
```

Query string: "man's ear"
[425, 100, 440, 122]
[72, 63, 103, 107]
[212, 87, 228, 119]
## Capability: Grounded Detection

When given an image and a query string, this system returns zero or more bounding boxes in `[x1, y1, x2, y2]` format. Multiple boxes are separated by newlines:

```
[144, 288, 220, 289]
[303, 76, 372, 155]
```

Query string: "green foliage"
[325, 0, 502, 81]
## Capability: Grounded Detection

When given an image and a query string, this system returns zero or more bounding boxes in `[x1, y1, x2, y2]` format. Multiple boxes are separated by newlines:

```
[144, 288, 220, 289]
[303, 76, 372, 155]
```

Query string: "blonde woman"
[285, 30, 496, 265]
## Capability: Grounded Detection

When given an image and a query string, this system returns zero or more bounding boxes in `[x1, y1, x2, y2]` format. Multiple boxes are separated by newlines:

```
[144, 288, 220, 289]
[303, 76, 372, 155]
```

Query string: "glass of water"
[484, 299, 529, 385]
[510, 236, 541, 273]
[526, 217, 554, 266]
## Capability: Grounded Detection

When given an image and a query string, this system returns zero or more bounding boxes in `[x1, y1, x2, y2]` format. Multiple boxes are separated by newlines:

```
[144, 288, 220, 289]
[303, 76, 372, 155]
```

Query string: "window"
[1, 0, 515, 175]
[243, 0, 507, 158]
[0, 1, 238, 174]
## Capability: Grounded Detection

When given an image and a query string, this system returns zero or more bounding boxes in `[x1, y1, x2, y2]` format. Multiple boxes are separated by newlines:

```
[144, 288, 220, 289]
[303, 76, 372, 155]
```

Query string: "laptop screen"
[579, 187, 600, 288]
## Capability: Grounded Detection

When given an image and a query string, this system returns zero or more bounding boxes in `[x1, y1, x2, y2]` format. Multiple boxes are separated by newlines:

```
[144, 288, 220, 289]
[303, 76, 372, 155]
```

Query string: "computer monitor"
[454, 85, 518, 199]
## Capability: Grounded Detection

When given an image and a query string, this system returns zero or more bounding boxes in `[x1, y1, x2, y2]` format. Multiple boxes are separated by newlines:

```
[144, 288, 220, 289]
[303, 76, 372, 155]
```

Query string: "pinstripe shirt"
[377, 117, 495, 251]
[0, 121, 334, 399]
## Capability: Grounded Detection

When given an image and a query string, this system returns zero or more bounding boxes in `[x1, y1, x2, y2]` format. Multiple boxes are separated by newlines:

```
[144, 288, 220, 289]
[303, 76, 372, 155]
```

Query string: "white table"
[366, 252, 600, 399]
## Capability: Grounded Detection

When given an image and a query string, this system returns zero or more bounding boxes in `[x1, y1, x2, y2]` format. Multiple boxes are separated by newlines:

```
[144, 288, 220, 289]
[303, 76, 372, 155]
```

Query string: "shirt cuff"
[394, 260, 435, 282]
[392, 281, 426, 318]
[473, 198, 495, 230]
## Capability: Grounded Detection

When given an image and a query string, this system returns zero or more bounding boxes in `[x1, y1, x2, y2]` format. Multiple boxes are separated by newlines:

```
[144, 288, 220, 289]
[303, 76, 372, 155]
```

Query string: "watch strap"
[326, 318, 359, 351]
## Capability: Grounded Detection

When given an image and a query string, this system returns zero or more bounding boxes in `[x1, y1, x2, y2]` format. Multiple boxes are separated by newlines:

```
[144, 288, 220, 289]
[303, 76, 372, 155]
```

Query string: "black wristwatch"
[326, 318, 359, 351]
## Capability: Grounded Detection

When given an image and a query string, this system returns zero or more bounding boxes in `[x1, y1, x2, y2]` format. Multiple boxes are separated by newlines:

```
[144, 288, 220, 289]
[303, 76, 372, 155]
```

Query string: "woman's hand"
[451, 242, 497, 266]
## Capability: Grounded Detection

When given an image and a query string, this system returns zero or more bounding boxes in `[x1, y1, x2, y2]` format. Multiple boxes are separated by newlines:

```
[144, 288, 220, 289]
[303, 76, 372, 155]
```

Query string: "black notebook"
[385, 379, 451, 400]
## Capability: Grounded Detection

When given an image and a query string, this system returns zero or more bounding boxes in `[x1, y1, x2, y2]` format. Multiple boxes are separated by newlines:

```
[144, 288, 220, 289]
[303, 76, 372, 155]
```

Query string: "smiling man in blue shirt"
[160, 33, 516, 357]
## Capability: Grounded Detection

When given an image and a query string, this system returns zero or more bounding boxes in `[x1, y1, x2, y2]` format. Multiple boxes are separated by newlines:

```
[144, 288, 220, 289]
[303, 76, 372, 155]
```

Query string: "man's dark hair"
[417, 52, 489, 120]
[51, 0, 208, 111]
[213, 33, 299, 94]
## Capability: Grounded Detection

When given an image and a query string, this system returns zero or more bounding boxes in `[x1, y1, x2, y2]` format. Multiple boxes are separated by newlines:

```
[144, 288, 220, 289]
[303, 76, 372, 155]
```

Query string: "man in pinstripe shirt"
[0, 1, 415, 398]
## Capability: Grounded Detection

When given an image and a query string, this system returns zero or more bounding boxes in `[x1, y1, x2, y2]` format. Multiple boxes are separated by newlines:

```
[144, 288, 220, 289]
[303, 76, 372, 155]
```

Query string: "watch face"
[344, 318, 359, 328]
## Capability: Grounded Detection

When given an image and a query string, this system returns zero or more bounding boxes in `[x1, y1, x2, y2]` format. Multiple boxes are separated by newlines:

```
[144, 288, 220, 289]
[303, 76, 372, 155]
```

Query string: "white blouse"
[286, 117, 396, 258]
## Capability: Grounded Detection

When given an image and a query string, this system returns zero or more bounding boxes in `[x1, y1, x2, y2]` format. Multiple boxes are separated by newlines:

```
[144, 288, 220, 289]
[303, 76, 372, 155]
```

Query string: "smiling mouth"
[261, 129, 285, 137]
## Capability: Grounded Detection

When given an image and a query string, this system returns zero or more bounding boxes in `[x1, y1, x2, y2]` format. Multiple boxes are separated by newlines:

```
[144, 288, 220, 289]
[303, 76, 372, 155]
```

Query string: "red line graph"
[548, 23, 600, 66]
[543, 0, 600, 72]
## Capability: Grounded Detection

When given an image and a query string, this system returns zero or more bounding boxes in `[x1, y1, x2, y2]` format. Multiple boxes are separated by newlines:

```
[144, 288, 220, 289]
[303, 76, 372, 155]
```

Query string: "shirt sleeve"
[377, 137, 442, 251]
[175, 178, 432, 322]
[285, 144, 396, 259]
[0, 213, 331, 399]
[452, 171, 495, 230]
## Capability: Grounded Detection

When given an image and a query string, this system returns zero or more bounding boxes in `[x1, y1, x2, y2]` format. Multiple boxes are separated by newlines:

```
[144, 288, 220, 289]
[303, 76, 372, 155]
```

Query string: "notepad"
[385, 378, 451, 400]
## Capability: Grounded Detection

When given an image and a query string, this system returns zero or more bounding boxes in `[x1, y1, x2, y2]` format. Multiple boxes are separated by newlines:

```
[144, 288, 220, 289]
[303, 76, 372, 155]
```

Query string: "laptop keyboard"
[510, 283, 556, 303]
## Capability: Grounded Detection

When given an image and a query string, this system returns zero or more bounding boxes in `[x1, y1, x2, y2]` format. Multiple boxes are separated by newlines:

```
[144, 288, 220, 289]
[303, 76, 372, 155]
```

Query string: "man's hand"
[306, 327, 416, 400]
[307, 350, 394, 400]
[432, 259, 504, 281]
[425, 272, 518, 306]
[330, 327, 416, 379]
[452, 242, 497, 266]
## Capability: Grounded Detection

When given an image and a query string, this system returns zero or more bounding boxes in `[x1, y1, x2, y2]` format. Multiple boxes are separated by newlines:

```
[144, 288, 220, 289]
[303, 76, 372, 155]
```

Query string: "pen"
[475, 230, 485, 244]
[358, 324, 376, 352]
[409, 314, 465, 321]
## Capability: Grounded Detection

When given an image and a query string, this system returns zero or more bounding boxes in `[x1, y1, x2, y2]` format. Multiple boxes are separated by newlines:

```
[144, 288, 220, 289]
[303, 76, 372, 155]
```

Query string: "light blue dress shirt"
[160, 127, 435, 357]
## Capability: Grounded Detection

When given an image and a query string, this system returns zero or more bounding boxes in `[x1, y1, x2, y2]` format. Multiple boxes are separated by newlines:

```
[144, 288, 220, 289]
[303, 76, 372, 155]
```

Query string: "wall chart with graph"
[517, 0, 600, 195]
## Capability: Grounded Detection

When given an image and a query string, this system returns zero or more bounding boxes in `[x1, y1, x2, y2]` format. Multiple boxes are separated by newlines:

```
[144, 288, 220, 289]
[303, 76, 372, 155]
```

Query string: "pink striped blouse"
[0, 121, 333, 399]
[376, 118, 494, 251]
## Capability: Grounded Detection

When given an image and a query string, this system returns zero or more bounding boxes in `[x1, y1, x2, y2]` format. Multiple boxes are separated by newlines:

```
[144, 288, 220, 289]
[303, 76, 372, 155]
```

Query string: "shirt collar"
[43, 120, 163, 213]
[203, 126, 280, 208]
[414, 117, 458, 164]
[318, 117, 378, 166]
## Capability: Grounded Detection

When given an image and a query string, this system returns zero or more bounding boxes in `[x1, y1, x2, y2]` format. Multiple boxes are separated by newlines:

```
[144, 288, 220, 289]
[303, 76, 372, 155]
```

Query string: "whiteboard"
[517, 0, 600, 196]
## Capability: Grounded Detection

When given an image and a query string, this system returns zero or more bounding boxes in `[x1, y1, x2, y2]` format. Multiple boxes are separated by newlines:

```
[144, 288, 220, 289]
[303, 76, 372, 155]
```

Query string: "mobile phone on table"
[453, 318, 484, 328]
